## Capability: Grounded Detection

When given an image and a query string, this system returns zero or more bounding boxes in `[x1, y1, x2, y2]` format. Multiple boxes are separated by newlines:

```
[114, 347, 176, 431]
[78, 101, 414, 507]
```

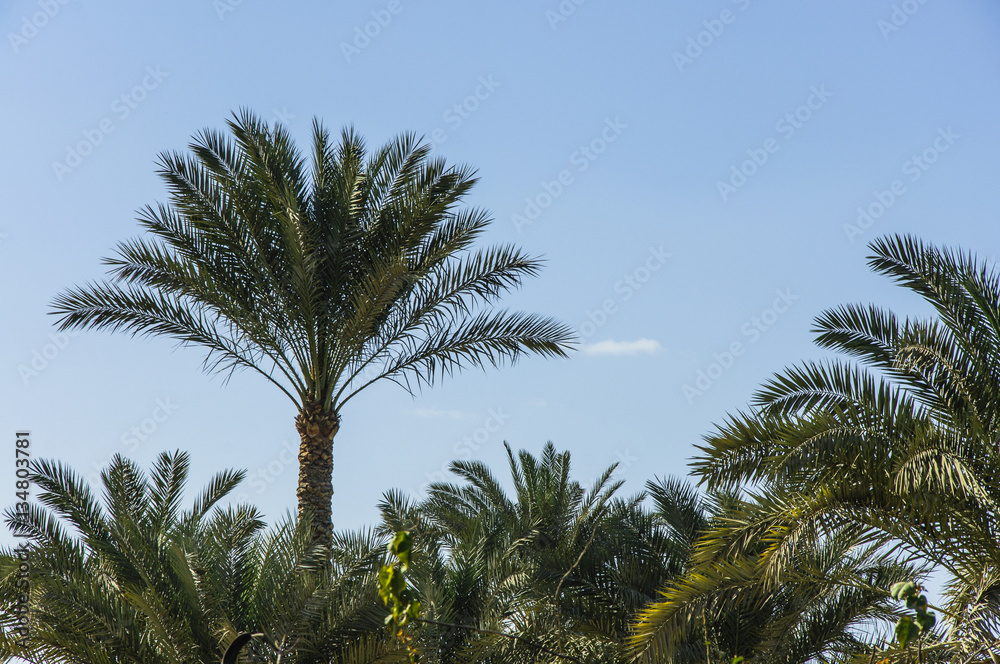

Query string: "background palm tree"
[0, 451, 399, 664]
[690, 234, 1000, 661]
[630, 482, 918, 664]
[50, 110, 575, 546]
[380, 443, 687, 663]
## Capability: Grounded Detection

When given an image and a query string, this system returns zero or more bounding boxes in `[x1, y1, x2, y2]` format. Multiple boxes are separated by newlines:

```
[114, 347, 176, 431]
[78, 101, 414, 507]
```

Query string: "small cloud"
[410, 408, 473, 420]
[582, 338, 661, 356]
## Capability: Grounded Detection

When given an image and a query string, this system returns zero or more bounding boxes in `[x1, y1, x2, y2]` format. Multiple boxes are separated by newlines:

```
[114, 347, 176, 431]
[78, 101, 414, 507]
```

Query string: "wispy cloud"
[410, 408, 474, 420]
[582, 338, 661, 356]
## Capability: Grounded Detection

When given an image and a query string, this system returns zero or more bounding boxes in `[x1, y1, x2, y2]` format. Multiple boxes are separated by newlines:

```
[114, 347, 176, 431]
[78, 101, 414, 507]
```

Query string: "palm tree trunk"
[295, 396, 339, 548]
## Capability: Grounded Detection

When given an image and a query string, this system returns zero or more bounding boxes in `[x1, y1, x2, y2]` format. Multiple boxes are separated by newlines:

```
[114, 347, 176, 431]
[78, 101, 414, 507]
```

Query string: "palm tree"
[690, 234, 1000, 661]
[630, 481, 919, 664]
[50, 110, 575, 546]
[0, 451, 399, 663]
[380, 443, 687, 663]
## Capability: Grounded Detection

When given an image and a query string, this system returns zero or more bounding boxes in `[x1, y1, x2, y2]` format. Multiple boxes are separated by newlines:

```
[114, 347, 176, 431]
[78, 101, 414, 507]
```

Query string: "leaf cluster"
[50, 110, 575, 416]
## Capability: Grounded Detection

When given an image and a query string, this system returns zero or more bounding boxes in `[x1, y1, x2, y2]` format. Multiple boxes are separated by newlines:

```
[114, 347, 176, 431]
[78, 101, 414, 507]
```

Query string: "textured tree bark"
[295, 396, 339, 548]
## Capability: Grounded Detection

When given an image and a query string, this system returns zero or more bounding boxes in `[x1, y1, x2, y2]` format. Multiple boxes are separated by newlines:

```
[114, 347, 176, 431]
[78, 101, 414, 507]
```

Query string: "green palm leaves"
[379, 443, 689, 664]
[680, 234, 1000, 661]
[630, 480, 914, 664]
[50, 110, 575, 544]
[0, 452, 397, 664]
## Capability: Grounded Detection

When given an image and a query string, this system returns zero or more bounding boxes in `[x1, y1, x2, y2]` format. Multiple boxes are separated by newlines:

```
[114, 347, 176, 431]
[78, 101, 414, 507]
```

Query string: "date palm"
[50, 110, 575, 546]
[630, 483, 918, 664]
[380, 443, 688, 663]
[0, 451, 398, 664]
[691, 234, 1000, 661]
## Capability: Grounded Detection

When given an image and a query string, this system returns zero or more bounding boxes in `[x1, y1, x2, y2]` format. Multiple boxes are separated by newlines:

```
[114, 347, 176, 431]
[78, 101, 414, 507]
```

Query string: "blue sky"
[2, 0, 1000, 537]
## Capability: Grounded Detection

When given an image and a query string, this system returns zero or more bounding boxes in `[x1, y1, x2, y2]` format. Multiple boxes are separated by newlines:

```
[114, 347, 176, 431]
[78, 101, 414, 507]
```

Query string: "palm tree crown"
[692, 234, 1000, 661]
[380, 443, 687, 663]
[51, 110, 575, 545]
[0, 451, 397, 664]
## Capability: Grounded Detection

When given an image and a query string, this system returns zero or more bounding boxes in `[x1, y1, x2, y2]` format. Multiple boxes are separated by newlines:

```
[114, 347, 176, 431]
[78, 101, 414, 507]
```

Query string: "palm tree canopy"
[380, 443, 690, 664]
[0, 451, 398, 664]
[50, 110, 575, 413]
[629, 483, 919, 664]
[691, 234, 1000, 660]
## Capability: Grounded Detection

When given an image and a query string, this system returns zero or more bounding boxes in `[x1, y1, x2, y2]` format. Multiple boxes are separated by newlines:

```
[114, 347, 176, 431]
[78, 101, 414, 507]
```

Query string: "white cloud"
[409, 408, 473, 420]
[582, 338, 661, 356]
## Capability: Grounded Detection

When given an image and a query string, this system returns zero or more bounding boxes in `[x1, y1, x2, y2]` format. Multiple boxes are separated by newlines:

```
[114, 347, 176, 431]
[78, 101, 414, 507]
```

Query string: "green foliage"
[890, 582, 917, 602]
[380, 530, 421, 662]
[688, 234, 1000, 661]
[380, 444, 798, 664]
[51, 111, 574, 410]
[0, 452, 397, 664]
[890, 581, 936, 650]
[629, 488, 914, 664]
[390, 530, 414, 571]
[50, 109, 576, 539]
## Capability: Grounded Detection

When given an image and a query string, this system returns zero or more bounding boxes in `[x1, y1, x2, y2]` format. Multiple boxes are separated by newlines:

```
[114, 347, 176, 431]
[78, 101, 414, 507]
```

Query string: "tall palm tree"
[691, 234, 1000, 661]
[50, 110, 575, 546]
[0, 451, 398, 664]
